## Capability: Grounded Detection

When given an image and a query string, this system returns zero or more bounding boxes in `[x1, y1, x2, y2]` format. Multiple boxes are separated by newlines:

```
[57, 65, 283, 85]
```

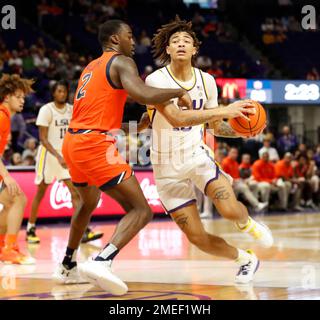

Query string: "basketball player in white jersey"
[27, 81, 103, 244]
[145, 17, 273, 283]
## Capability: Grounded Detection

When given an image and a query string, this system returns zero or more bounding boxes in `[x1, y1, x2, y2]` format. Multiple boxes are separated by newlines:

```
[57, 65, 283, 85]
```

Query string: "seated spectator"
[314, 145, 320, 169]
[33, 49, 50, 70]
[10, 152, 23, 166]
[275, 152, 303, 211]
[296, 143, 307, 157]
[252, 152, 289, 210]
[22, 154, 36, 166]
[261, 18, 275, 32]
[21, 49, 35, 74]
[8, 50, 23, 69]
[22, 138, 38, 161]
[239, 153, 261, 196]
[293, 154, 319, 209]
[222, 148, 267, 212]
[277, 125, 298, 156]
[258, 137, 280, 162]
[239, 153, 252, 179]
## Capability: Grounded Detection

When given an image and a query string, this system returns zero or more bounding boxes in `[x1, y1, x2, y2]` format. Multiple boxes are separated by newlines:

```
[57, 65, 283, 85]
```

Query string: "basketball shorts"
[62, 130, 133, 190]
[152, 144, 233, 214]
[35, 145, 70, 185]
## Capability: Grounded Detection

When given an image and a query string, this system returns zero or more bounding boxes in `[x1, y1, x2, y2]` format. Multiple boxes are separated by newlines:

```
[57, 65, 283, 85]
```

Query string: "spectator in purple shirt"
[277, 126, 299, 157]
[314, 145, 320, 170]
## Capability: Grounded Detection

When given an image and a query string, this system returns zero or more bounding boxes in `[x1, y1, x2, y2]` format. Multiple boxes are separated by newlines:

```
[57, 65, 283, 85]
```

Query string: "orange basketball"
[228, 100, 267, 137]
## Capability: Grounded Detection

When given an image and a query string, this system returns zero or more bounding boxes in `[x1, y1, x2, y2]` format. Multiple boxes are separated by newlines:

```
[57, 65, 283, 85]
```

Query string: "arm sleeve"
[36, 105, 52, 127]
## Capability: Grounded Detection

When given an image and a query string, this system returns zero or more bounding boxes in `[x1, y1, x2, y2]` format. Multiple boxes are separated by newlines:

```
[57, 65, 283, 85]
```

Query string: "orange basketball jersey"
[0, 104, 11, 181]
[70, 51, 127, 135]
[0, 104, 11, 156]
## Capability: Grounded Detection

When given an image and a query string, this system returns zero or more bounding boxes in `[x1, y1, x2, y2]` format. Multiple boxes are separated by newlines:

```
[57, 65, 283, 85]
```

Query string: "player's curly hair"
[152, 15, 201, 65]
[0, 74, 34, 103]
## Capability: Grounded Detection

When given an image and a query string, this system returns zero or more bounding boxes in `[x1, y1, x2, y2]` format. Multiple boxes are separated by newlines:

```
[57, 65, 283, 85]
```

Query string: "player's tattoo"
[211, 186, 231, 200]
[210, 120, 238, 138]
[173, 214, 189, 231]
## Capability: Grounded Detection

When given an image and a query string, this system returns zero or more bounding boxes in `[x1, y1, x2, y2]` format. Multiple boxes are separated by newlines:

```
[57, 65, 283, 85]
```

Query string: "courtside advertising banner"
[10, 170, 164, 218]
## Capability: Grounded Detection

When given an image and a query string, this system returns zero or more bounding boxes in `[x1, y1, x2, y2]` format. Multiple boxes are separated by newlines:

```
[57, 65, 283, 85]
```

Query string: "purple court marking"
[1, 290, 212, 300]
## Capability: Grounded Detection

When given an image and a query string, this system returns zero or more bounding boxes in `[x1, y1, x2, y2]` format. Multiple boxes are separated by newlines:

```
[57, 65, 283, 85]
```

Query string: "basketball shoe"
[0, 245, 35, 265]
[26, 226, 40, 244]
[52, 264, 89, 284]
[81, 228, 104, 244]
[235, 250, 260, 284]
[236, 217, 273, 248]
[78, 259, 128, 296]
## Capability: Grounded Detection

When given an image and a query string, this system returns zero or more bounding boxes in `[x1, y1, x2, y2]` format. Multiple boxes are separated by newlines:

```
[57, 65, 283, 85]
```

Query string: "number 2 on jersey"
[76, 72, 92, 100]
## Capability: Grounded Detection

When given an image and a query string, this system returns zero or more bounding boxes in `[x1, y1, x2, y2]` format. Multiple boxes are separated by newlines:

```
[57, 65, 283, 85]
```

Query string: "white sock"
[71, 249, 77, 262]
[235, 249, 252, 265]
[96, 243, 118, 261]
[27, 222, 36, 231]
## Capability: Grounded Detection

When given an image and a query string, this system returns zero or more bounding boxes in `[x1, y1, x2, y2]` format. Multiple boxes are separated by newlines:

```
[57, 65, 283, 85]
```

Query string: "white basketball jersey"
[36, 102, 73, 151]
[145, 66, 217, 162]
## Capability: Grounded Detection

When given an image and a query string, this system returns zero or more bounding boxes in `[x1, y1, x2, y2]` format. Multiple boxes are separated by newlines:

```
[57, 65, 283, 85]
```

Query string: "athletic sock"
[27, 222, 36, 232]
[5, 234, 17, 248]
[95, 243, 119, 262]
[235, 249, 252, 265]
[62, 247, 77, 270]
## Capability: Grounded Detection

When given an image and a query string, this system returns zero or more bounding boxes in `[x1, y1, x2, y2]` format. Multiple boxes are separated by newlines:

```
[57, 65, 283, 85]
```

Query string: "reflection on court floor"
[1, 213, 320, 300]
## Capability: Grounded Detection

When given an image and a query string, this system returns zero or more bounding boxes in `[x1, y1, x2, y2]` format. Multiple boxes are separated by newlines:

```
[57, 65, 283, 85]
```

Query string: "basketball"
[228, 100, 267, 137]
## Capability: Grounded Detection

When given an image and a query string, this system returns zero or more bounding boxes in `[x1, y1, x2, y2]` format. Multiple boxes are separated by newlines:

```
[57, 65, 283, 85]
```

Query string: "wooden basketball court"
[1, 212, 320, 300]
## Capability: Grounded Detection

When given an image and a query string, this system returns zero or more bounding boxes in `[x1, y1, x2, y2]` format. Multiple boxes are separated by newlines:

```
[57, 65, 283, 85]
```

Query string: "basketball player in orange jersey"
[53, 19, 256, 294]
[0, 74, 35, 264]
[145, 17, 273, 284]
[27, 81, 103, 244]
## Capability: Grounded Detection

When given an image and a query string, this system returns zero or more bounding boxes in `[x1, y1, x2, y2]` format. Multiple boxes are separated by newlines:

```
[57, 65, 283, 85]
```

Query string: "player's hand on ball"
[3, 175, 21, 197]
[57, 155, 68, 169]
[226, 100, 256, 121]
[177, 91, 192, 109]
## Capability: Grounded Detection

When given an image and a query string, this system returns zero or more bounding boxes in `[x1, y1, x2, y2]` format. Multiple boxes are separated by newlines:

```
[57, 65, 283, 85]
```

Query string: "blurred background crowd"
[1, 0, 320, 212]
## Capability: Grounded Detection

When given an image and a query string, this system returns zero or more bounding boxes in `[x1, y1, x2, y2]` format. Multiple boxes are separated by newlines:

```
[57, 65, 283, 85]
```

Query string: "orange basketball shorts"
[62, 130, 133, 190]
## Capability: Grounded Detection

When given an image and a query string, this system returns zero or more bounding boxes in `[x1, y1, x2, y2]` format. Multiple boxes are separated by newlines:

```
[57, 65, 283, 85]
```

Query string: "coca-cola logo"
[49, 178, 160, 210]
[140, 178, 160, 206]
[50, 181, 102, 210]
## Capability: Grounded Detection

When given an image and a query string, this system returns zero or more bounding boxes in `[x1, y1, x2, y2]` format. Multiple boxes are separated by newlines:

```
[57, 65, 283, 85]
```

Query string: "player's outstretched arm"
[207, 101, 266, 138]
[152, 100, 255, 128]
[114, 56, 192, 107]
[207, 119, 238, 138]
